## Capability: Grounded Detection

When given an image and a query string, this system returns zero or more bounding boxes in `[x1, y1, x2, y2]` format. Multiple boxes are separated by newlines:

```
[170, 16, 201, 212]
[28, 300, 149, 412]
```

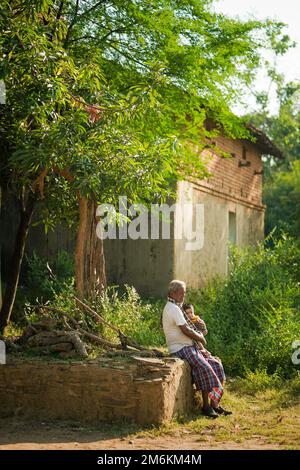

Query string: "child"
[182, 303, 212, 358]
[183, 303, 208, 334]
[182, 303, 230, 416]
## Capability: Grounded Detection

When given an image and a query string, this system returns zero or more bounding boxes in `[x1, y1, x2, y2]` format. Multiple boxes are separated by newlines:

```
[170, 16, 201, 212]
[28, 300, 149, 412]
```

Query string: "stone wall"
[0, 356, 193, 425]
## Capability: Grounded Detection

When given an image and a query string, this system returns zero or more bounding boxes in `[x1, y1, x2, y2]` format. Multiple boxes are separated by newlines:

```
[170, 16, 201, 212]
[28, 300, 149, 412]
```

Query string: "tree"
[247, 81, 300, 237]
[0, 0, 292, 330]
[249, 81, 300, 174]
[263, 161, 300, 238]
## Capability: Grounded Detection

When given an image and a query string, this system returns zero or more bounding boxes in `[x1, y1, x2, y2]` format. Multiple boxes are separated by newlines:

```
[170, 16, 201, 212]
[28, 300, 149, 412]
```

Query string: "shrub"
[233, 369, 283, 394]
[24, 283, 166, 349]
[92, 285, 165, 347]
[264, 161, 300, 239]
[13, 251, 74, 322]
[187, 235, 300, 379]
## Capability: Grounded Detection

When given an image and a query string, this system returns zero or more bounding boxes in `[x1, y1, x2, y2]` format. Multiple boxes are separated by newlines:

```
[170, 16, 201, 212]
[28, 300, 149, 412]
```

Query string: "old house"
[104, 125, 282, 297]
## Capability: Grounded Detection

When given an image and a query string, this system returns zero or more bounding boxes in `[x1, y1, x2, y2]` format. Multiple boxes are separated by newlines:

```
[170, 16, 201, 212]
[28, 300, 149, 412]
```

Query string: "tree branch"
[31, 304, 122, 350]
[68, 28, 127, 45]
[100, 27, 127, 42]
[81, 0, 107, 17]
[64, 0, 80, 48]
[67, 34, 98, 44]
[107, 42, 147, 68]
[50, 0, 65, 41]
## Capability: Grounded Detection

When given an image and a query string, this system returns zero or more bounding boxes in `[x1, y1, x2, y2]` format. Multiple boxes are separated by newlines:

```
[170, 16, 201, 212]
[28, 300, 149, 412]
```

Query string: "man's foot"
[202, 406, 219, 418]
[212, 406, 232, 416]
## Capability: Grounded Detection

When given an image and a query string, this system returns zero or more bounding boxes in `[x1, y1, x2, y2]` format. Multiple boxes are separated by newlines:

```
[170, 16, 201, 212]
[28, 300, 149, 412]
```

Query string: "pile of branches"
[11, 316, 88, 358]
[4, 297, 163, 359]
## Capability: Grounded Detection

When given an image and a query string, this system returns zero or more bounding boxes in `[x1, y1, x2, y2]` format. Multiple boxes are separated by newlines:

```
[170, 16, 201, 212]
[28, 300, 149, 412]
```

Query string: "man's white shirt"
[162, 301, 194, 354]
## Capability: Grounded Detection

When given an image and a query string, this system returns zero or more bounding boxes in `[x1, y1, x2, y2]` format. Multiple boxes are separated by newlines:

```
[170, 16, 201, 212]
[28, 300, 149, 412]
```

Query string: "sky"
[213, 0, 300, 115]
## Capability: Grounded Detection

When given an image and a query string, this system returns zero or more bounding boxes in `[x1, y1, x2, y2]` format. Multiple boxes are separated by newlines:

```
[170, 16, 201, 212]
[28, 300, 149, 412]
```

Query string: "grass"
[128, 377, 300, 449]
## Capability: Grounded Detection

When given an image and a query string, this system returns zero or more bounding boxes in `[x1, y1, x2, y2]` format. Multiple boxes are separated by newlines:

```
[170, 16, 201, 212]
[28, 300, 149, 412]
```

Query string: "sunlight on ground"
[132, 379, 300, 450]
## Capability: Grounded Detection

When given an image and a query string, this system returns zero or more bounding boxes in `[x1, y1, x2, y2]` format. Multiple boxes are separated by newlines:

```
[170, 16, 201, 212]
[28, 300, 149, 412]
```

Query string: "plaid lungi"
[172, 345, 225, 404]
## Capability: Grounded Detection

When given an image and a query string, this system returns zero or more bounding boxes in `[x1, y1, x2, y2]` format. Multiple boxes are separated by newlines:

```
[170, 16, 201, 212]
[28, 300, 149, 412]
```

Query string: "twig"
[29, 302, 163, 357]
[74, 297, 142, 350]
[74, 296, 120, 333]
[31, 304, 122, 350]
[73, 297, 163, 356]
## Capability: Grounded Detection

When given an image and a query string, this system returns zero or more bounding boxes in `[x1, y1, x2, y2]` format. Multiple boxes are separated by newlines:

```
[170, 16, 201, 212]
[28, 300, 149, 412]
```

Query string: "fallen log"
[27, 330, 88, 358]
[32, 342, 74, 353]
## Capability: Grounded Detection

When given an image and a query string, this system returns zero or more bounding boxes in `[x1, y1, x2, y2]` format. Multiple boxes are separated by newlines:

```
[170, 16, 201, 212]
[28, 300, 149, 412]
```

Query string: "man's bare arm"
[179, 324, 207, 345]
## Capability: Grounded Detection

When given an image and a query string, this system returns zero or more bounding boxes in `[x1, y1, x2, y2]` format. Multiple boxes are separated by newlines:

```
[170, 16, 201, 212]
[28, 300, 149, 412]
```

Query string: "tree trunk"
[0, 190, 35, 333]
[75, 196, 106, 300]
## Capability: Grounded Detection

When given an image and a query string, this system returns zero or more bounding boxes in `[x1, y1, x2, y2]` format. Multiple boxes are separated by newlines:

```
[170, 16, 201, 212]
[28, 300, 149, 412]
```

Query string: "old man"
[162, 279, 231, 418]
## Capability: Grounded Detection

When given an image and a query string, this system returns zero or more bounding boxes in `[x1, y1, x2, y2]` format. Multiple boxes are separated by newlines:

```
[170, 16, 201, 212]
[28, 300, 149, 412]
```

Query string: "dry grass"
[132, 377, 300, 450]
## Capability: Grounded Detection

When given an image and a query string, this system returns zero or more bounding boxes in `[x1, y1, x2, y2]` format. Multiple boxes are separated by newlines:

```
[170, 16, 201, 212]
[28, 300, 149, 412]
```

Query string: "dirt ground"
[0, 419, 282, 450]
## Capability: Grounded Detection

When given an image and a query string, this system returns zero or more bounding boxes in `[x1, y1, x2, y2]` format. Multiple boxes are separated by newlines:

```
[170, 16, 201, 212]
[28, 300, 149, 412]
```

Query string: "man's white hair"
[168, 280, 186, 296]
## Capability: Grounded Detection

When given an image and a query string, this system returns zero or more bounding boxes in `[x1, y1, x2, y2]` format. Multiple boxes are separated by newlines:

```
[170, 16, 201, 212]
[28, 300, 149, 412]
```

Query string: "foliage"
[14, 251, 74, 320]
[0, 0, 293, 224]
[248, 83, 300, 239]
[24, 282, 165, 348]
[92, 285, 165, 347]
[249, 81, 300, 174]
[186, 235, 300, 378]
[233, 368, 283, 394]
[263, 160, 300, 238]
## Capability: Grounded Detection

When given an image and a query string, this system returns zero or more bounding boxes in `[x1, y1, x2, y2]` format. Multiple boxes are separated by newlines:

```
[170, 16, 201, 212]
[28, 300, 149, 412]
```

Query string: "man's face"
[172, 286, 186, 303]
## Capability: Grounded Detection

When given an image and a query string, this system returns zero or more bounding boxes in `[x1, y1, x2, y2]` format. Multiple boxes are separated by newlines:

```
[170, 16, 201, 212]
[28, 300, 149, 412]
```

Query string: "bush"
[13, 251, 74, 321]
[233, 369, 283, 394]
[24, 283, 166, 349]
[264, 161, 300, 238]
[92, 285, 165, 347]
[187, 235, 300, 379]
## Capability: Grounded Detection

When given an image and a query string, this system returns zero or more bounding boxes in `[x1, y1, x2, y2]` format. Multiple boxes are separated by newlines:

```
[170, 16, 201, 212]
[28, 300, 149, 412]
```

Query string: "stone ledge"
[0, 357, 193, 425]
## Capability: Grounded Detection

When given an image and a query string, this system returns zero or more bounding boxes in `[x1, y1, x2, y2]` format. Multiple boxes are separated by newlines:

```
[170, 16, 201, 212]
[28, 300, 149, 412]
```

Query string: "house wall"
[173, 181, 264, 288]
[0, 195, 76, 281]
[197, 136, 264, 207]
[173, 136, 265, 288]
[104, 236, 174, 298]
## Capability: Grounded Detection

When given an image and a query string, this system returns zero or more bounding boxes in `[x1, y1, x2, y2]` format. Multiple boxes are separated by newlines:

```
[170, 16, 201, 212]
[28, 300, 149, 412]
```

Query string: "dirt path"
[0, 420, 281, 450]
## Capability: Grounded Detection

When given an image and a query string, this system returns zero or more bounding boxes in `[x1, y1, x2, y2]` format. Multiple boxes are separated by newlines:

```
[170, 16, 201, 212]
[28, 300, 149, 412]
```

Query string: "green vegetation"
[94, 285, 165, 347]
[248, 81, 300, 239]
[264, 161, 300, 238]
[187, 235, 300, 379]
[11, 250, 74, 323]
[12, 235, 299, 384]
[41, 282, 165, 348]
